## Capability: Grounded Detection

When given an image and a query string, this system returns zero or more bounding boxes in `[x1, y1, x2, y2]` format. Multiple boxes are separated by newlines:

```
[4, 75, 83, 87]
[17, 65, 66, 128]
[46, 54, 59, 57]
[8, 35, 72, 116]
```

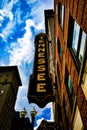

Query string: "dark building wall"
[10, 111, 31, 130]
[10, 111, 20, 130]
[0, 66, 22, 130]
[54, 0, 87, 129]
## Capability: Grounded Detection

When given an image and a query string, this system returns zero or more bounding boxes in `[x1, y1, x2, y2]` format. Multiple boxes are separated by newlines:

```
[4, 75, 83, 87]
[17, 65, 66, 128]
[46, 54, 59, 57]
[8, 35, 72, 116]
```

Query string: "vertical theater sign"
[28, 33, 54, 108]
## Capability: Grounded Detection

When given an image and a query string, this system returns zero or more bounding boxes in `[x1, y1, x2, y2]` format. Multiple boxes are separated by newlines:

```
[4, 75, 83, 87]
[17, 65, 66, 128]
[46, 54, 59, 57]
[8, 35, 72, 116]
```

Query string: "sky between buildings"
[0, 0, 54, 129]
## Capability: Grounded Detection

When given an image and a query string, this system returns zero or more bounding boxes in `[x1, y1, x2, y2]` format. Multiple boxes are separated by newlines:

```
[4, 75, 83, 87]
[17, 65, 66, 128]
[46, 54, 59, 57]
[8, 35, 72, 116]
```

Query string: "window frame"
[65, 66, 75, 111]
[67, 14, 87, 72]
[57, 38, 63, 64]
[58, 2, 65, 30]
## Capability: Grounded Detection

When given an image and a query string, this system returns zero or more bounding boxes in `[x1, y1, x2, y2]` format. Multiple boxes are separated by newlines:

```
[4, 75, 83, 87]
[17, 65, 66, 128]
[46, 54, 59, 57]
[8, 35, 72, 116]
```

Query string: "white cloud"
[25, 19, 35, 38]
[14, 7, 22, 24]
[0, 15, 4, 21]
[1, 21, 16, 41]
[0, 1, 20, 40]
[8, 18, 45, 66]
[27, 0, 53, 31]
[34, 118, 44, 130]
[40, 0, 54, 10]
[30, 4, 43, 22]
[0, 1, 23, 41]
[0, 62, 6, 66]
[1, 0, 18, 12]
[0, 9, 13, 21]
[35, 21, 45, 31]
[0, 0, 18, 21]
[0, 34, 5, 39]
[26, 0, 38, 4]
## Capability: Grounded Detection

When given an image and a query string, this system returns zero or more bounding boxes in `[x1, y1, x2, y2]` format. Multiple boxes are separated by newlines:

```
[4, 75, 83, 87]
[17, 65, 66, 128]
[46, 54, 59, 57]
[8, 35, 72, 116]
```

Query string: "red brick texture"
[55, 0, 87, 129]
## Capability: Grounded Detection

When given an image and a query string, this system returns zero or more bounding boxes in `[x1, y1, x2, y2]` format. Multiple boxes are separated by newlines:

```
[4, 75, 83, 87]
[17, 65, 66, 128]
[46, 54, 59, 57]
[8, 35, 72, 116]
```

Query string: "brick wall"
[54, 0, 87, 129]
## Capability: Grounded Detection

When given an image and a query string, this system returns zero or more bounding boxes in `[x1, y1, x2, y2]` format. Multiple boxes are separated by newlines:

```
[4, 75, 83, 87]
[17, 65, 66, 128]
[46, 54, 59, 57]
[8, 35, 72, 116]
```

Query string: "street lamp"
[30, 107, 37, 130]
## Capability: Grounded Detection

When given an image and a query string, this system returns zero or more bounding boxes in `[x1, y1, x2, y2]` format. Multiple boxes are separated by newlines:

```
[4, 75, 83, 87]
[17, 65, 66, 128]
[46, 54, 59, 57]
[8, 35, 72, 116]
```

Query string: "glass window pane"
[2, 84, 6, 88]
[1, 90, 4, 94]
[79, 31, 86, 62]
[72, 22, 80, 53]
[68, 76, 72, 94]
[58, 2, 64, 29]
[0, 72, 3, 78]
[60, 46, 62, 58]
[61, 5, 64, 29]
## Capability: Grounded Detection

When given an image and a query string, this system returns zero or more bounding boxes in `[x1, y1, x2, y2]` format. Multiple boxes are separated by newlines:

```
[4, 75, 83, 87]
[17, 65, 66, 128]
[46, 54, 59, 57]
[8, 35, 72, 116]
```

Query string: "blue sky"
[0, 0, 54, 129]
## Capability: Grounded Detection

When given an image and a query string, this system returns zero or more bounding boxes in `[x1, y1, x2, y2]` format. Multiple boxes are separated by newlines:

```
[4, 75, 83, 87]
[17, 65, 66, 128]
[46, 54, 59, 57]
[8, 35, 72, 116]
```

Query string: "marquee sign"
[28, 33, 54, 108]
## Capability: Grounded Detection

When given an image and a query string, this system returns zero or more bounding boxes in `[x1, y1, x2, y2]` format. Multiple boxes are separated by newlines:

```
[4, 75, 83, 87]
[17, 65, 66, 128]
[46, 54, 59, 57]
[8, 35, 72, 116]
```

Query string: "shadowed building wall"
[0, 66, 22, 130]
[10, 110, 31, 130]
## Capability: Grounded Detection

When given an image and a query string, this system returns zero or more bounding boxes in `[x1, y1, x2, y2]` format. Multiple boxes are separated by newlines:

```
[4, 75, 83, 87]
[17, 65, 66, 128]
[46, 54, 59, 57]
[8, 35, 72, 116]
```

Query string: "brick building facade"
[0, 66, 21, 130]
[54, 0, 87, 129]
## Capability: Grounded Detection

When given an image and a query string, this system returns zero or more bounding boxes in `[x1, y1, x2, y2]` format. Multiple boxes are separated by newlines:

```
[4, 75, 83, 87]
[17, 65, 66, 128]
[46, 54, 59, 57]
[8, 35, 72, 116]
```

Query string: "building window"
[2, 84, 6, 88]
[2, 79, 8, 88]
[57, 63, 61, 85]
[6, 71, 10, 78]
[58, 2, 64, 30]
[57, 38, 63, 63]
[67, 15, 74, 47]
[78, 31, 86, 62]
[65, 66, 75, 111]
[81, 61, 87, 100]
[72, 22, 86, 63]
[63, 97, 69, 127]
[72, 22, 86, 62]
[0, 85, 6, 95]
[68, 76, 75, 110]
[0, 79, 7, 94]
[0, 89, 4, 94]
[67, 15, 86, 71]
[72, 22, 80, 54]
[0, 72, 3, 78]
